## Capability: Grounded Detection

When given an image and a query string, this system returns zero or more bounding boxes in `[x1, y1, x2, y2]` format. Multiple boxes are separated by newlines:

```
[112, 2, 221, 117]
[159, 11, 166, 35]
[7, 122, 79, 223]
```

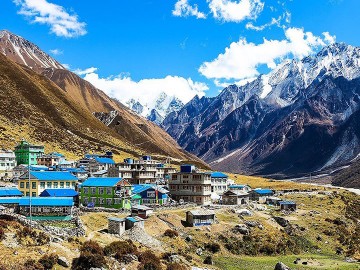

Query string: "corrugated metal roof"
[253, 189, 273, 194]
[132, 184, 169, 194]
[210, 172, 228, 178]
[24, 171, 78, 181]
[279, 200, 296, 205]
[39, 189, 78, 197]
[0, 197, 21, 204]
[19, 197, 74, 206]
[108, 217, 125, 222]
[188, 209, 215, 216]
[82, 177, 127, 187]
[131, 205, 153, 210]
[95, 157, 115, 164]
[126, 217, 139, 223]
[0, 187, 23, 197]
[229, 184, 248, 189]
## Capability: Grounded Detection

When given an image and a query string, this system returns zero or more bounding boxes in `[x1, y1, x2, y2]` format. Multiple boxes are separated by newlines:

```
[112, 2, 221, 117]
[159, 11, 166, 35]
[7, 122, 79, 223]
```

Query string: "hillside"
[332, 160, 360, 188]
[0, 30, 207, 166]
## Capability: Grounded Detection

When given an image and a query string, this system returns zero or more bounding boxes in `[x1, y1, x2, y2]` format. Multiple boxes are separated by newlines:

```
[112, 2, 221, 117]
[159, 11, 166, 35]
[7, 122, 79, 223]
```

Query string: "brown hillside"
[0, 53, 207, 166]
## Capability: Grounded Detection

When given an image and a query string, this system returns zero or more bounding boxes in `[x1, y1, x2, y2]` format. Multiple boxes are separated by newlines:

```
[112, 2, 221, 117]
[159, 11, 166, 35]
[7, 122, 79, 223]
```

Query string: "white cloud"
[81, 71, 208, 106]
[13, 0, 86, 38]
[62, 63, 70, 69]
[74, 67, 98, 75]
[172, 0, 207, 19]
[199, 27, 336, 80]
[323, 32, 336, 44]
[49, 48, 63, 55]
[207, 0, 264, 22]
[246, 11, 291, 31]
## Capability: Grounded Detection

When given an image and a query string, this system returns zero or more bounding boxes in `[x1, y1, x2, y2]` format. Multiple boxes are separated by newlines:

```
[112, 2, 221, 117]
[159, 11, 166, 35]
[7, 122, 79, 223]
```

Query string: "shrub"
[80, 240, 104, 255]
[104, 240, 137, 256]
[138, 250, 162, 270]
[38, 253, 58, 269]
[23, 259, 44, 270]
[0, 228, 5, 241]
[203, 256, 213, 265]
[164, 229, 178, 238]
[204, 243, 220, 253]
[166, 263, 188, 270]
[71, 252, 107, 270]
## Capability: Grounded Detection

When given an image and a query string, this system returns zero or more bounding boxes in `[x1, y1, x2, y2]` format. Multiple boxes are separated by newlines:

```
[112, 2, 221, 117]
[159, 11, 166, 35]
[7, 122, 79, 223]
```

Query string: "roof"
[132, 184, 169, 194]
[279, 200, 296, 205]
[40, 189, 78, 197]
[108, 217, 125, 222]
[0, 187, 23, 197]
[188, 209, 215, 216]
[82, 177, 127, 187]
[253, 189, 273, 194]
[131, 194, 142, 200]
[0, 197, 22, 204]
[229, 184, 248, 189]
[93, 170, 108, 175]
[30, 165, 49, 171]
[94, 157, 115, 164]
[132, 205, 153, 211]
[126, 217, 138, 223]
[210, 172, 228, 178]
[22, 171, 78, 181]
[19, 197, 74, 206]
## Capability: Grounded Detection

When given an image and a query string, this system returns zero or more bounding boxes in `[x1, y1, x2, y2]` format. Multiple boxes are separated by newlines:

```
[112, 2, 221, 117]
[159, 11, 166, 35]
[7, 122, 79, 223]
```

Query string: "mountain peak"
[0, 29, 64, 72]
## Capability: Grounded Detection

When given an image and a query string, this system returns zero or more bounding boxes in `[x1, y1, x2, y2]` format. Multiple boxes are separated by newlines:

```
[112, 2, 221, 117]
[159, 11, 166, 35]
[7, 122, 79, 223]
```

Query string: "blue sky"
[2, 0, 360, 105]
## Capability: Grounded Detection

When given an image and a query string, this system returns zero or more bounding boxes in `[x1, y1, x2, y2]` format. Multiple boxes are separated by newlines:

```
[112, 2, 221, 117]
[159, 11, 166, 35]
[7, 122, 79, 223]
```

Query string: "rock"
[196, 248, 203, 256]
[233, 224, 250, 235]
[13, 251, 18, 255]
[273, 217, 289, 227]
[168, 255, 181, 263]
[121, 254, 138, 264]
[274, 262, 291, 270]
[316, 235, 322, 241]
[203, 256, 213, 265]
[52, 237, 63, 243]
[185, 235, 193, 242]
[345, 257, 357, 263]
[244, 221, 259, 227]
[302, 261, 308, 265]
[58, 256, 70, 268]
[236, 209, 252, 216]
[293, 258, 300, 264]
[258, 224, 264, 230]
[38, 249, 45, 255]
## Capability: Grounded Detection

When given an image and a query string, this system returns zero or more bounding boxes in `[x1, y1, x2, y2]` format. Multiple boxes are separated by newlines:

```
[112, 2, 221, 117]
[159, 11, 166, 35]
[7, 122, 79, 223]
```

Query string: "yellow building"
[18, 171, 78, 197]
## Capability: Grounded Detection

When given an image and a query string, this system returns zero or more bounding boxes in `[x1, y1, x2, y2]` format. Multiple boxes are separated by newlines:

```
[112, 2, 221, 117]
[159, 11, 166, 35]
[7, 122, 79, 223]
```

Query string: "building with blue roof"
[0, 187, 23, 197]
[18, 171, 78, 197]
[210, 171, 229, 195]
[279, 200, 297, 211]
[249, 189, 274, 201]
[80, 177, 132, 209]
[132, 184, 169, 205]
[229, 184, 251, 192]
[39, 188, 79, 204]
[18, 197, 74, 218]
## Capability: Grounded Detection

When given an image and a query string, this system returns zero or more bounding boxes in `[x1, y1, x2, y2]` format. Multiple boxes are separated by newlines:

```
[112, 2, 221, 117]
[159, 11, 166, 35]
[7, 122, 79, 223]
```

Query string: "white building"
[0, 150, 17, 179]
[210, 172, 229, 195]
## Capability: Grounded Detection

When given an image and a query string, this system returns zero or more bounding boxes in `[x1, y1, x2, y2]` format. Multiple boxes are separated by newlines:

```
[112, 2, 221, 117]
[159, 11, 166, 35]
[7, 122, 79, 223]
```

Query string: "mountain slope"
[0, 30, 207, 166]
[164, 43, 360, 179]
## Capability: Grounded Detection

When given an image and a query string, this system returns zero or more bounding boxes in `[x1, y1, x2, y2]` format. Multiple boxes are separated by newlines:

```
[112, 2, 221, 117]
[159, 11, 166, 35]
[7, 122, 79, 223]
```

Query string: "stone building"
[169, 165, 211, 205]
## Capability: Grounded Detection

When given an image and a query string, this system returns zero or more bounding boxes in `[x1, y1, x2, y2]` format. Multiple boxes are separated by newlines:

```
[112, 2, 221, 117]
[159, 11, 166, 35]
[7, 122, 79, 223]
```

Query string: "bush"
[38, 253, 58, 269]
[104, 240, 137, 256]
[164, 229, 178, 238]
[23, 259, 44, 270]
[0, 228, 4, 240]
[15, 227, 50, 246]
[166, 263, 188, 270]
[80, 240, 104, 255]
[138, 250, 162, 270]
[203, 256, 213, 265]
[72, 240, 107, 270]
[204, 243, 220, 253]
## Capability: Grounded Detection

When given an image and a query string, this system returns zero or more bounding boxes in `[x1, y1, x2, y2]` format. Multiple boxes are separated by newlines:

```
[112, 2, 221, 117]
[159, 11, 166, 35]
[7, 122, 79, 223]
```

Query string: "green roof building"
[14, 139, 44, 165]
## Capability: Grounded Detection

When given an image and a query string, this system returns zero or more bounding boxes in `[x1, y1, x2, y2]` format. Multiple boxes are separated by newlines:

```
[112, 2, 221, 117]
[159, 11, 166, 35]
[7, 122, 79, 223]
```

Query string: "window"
[98, 198, 104, 205]
[91, 188, 96, 195]
[32, 192, 36, 197]
[91, 197, 97, 204]
[26, 182, 29, 189]
[53, 182, 58, 188]
[47, 182, 52, 188]
[106, 198, 112, 205]
[83, 187, 89, 194]
[60, 182, 64, 188]
[114, 198, 121, 205]
[98, 188, 104, 195]
[32, 182, 36, 189]
[83, 197, 89, 205]
[26, 192, 29, 196]
[66, 182, 70, 188]
[106, 187, 112, 195]
[40, 182, 45, 189]
[72, 182, 75, 187]
[20, 182, 24, 188]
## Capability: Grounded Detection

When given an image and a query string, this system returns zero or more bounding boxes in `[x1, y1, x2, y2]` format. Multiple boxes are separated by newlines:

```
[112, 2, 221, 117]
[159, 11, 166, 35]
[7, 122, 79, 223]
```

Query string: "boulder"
[185, 235, 193, 242]
[58, 256, 70, 268]
[244, 221, 259, 227]
[196, 248, 203, 256]
[168, 255, 181, 263]
[203, 256, 213, 265]
[233, 224, 250, 235]
[273, 217, 289, 227]
[274, 262, 291, 270]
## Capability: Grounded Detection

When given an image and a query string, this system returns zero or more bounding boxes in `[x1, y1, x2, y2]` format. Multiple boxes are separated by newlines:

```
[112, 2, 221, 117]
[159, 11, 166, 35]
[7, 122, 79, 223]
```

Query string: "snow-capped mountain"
[0, 30, 64, 72]
[164, 43, 360, 179]
[126, 92, 184, 124]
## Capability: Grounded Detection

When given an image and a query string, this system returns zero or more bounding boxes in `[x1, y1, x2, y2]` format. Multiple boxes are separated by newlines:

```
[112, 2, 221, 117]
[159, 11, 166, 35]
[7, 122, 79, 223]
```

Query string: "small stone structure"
[108, 217, 126, 235]
[186, 209, 215, 226]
